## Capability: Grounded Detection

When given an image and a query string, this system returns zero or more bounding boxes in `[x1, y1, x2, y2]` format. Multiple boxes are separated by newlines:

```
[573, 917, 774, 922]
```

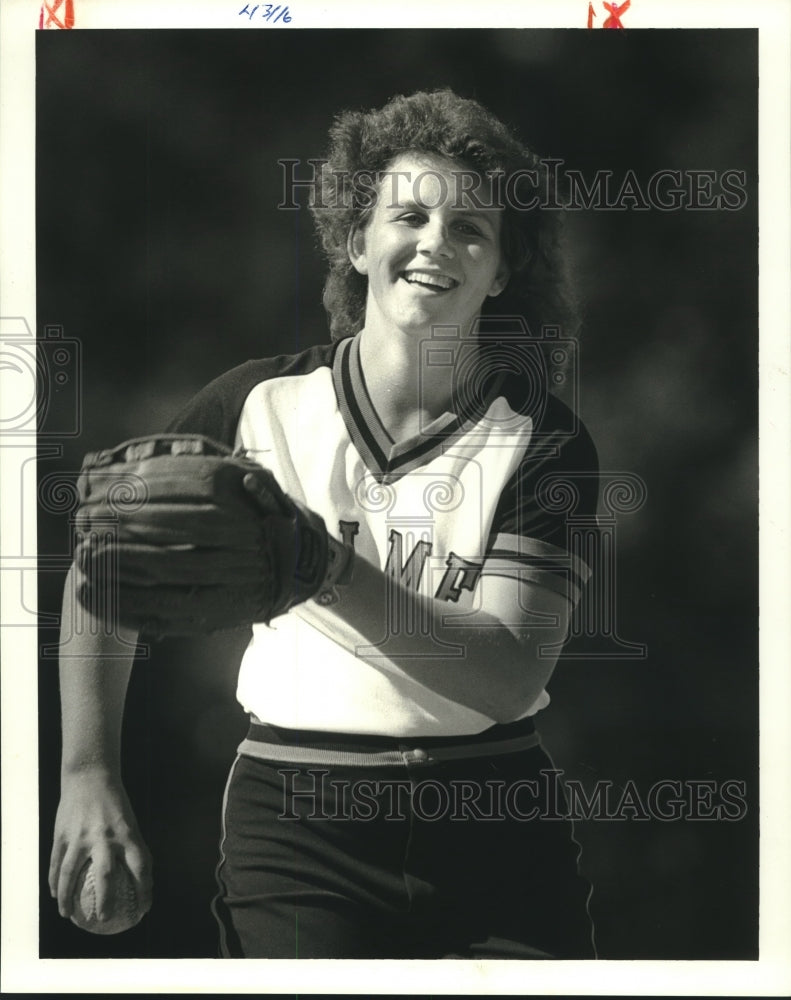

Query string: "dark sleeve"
[166, 344, 337, 445]
[485, 394, 599, 605]
[165, 359, 291, 446]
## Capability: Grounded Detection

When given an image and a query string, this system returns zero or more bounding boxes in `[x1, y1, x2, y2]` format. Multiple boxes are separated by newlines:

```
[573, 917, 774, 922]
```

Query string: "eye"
[397, 211, 426, 226]
[454, 220, 484, 238]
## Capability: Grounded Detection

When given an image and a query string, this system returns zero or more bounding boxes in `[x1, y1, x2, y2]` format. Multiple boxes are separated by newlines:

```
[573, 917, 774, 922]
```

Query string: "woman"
[50, 89, 599, 959]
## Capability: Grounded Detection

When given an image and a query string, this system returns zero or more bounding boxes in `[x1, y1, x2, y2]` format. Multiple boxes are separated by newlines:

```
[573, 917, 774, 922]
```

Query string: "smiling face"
[348, 152, 509, 339]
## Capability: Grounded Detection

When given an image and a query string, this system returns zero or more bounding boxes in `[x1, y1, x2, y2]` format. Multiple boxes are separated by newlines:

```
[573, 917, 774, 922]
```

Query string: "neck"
[357, 329, 448, 442]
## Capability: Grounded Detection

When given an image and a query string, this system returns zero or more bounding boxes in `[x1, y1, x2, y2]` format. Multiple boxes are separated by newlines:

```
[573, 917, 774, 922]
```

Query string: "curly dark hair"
[310, 88, 578, 344]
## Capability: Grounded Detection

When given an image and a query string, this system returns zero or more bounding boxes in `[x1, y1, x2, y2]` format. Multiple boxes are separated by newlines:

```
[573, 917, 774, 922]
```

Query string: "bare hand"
[49, 771, 152, 929]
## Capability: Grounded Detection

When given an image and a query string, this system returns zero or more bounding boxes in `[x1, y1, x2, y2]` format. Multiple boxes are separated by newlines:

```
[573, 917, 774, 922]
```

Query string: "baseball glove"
[74, 434, 335, 636]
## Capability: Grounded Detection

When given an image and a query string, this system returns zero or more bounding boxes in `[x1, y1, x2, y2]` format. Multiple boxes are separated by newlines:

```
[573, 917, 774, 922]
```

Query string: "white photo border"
[1, 0, 789, 994]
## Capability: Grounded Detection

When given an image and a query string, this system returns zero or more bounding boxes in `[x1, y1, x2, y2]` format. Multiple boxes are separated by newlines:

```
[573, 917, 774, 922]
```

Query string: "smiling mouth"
[400, 271, 459, 292]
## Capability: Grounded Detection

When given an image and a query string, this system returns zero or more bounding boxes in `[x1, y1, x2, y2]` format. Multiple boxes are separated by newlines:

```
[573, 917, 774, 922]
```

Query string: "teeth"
[403, 272, 456, 290]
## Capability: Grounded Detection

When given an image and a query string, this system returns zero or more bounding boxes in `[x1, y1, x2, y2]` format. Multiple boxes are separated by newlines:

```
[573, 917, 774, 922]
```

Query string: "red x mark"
[602, 0, 630, 29]
[39, 0, 75, 30]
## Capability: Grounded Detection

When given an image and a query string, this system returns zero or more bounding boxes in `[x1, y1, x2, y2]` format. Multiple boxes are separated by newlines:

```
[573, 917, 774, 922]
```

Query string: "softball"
[70, 859, 143, 935]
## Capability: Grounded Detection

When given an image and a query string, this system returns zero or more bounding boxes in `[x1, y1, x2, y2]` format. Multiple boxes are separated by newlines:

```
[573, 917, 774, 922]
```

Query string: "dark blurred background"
[37, 29, 757, 959]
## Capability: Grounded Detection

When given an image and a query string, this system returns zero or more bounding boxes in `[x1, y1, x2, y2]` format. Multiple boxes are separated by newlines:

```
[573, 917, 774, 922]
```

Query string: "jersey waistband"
[239, 715, 540, 768]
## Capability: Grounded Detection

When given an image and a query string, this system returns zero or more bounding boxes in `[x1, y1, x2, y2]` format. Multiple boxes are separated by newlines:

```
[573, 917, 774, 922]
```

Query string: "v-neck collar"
[332, 333, 504, 481]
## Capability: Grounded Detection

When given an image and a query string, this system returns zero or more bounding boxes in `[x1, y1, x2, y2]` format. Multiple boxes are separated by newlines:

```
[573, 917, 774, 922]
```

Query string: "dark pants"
[212, 719, 596, 959]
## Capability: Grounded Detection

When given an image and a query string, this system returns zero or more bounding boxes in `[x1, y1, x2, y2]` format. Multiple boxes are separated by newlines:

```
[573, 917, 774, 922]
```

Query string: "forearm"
[58, 564, 140, 777]
[327, 553, 565, 723]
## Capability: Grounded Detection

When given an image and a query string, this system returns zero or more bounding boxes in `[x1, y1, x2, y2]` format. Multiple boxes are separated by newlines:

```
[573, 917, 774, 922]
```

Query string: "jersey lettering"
[338, 520, 360, 548]
[435, 552, 483, 603]
[384, 529, 432, 591]
[358, 527, 483, 604]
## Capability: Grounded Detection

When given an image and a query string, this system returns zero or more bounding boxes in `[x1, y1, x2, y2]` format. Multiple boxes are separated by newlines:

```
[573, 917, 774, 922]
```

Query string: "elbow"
[481, 639, 559, 725]
[486, 693, 540, 726]
[487, 704, 525, 726]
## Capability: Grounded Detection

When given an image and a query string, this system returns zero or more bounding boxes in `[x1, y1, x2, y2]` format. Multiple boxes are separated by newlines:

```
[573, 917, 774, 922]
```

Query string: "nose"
[416, 219, 455, 259]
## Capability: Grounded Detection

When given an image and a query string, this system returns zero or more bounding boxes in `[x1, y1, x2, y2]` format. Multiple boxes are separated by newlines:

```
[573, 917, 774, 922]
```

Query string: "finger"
[89, 844, 117, 922]
[79, 506, 261, 549]
[94, 544, 265, 586]
[57, 849, 87, 918]
[48, 838, 66, 897]
[123, 842, 154, 914]
[242, 471, 289, 516]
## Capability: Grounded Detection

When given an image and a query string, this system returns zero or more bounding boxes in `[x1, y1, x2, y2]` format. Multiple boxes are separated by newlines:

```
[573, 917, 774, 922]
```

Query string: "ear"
[347, 225, 368, 276]
[487, 262, 510, 298]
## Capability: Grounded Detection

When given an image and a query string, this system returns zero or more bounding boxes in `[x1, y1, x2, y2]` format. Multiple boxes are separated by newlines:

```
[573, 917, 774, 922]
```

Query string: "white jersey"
[168, 333, 598, 736]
